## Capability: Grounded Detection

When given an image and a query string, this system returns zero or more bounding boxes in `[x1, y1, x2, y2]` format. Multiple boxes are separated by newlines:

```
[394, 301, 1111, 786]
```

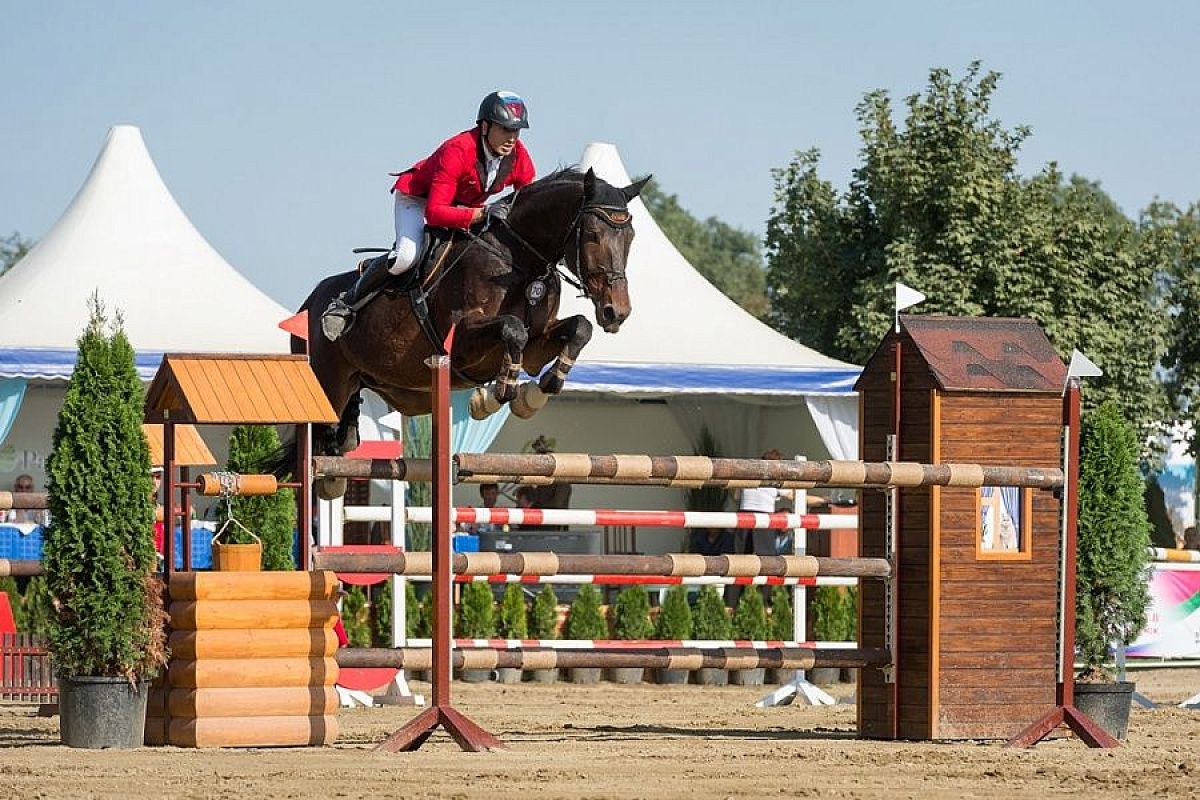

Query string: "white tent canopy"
[0, 125, 289, 380]
[555, 143, 859, 399]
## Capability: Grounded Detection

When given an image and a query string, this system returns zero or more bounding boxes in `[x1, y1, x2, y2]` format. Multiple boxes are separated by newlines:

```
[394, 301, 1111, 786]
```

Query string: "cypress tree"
[1076, 400, 1152, 676]
[529, 584, 559, 639]
[732, 587, 770, 640]
[371, 579, 393, 646]
[43, 302, 166, 680]
[692, 585, 733, 640]
[610, 585, 654, 640]
[341, 585, 371, 647]
[498, 584, 529, 639]
[404, 580, 423, 639]
[215, 425, 296, 570]
[653, 586, 693, 640]
[768, 585, 794, 641]
[564, 584, 608, 640]
[456, 582, 496, 638]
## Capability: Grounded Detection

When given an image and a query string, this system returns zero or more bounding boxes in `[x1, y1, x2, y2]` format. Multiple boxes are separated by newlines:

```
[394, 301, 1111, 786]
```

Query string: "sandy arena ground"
[2, 669, 1199, 799]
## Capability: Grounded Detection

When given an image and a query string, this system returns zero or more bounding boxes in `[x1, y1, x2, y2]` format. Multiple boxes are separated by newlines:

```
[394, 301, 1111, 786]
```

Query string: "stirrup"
[321, 297, 355, 341]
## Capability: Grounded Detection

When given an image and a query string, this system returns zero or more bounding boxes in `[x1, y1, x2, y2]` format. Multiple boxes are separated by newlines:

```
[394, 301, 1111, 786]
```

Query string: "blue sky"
[2, 1, 1197, 308]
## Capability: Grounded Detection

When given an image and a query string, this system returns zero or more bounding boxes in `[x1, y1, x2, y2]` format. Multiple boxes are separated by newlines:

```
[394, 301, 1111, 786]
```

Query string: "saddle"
[352, 227, 458, 353]
[354, 226, 457, 296]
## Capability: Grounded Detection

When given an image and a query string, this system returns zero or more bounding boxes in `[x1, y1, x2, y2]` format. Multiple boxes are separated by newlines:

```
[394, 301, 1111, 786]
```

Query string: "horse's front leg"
[455, 313, 529, 403]
[522, 314, 593, 395]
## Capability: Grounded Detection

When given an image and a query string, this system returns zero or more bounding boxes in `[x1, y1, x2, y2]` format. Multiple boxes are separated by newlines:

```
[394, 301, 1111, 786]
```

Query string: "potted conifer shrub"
[609, 585, 653, 684]
[564, 585, 607, 683]
[1074, 400, 1152, 740]
[456, 582, 496, 682]
[528, 584, 559, 683]
[809, 586, 851, 685]
[691, 585, 732, 686]
[212, 425, 296, 571]
[766, 585, 796, 684]
[730, 588, 769, 685]
[44, 305, 168, 748]
[653, 586, 692, 685]
[496, 584, 528, 684]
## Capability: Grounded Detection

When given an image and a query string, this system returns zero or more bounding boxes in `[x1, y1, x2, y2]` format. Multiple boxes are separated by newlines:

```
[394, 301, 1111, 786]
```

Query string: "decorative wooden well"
[145, 571, 340, 747]
[856, 315, 1068, 740]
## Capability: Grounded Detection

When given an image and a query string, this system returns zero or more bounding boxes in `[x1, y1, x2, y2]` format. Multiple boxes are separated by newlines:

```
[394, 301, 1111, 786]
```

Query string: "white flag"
[1067, 350, 1103, 380]
[894, 282, 926, 331]
[895, 282, 926, 312]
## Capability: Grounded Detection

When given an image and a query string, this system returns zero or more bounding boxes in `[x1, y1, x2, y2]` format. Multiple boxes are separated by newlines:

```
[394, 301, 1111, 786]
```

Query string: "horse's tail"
[257, 431, 301, 483]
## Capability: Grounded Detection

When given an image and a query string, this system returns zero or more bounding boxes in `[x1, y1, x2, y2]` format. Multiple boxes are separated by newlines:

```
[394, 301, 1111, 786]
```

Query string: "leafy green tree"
[21, 577, 54, 639]
[564, 584, 607, 639]
[768, 585, 794, 641]
[1152, 202, 1200, 461]
[610, 585, 654, 639]
[497, 584, 529, 639]
[641, 180, 769, 317]
[691, 585, 732, 640]
[0, 232, 31, 277]
[529, 584, 559, 639]
[215, 425, 296, 569]
[1076, 401, 1152, 676]
[732, 587, 769, 640]
[653, 585, 693, 640]
[765, 63, 1169, 450]
[43, 300, 166, 680]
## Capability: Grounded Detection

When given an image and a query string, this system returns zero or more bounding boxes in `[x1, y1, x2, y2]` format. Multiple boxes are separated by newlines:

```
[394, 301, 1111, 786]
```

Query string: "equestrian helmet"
[478, 90, 530, 130]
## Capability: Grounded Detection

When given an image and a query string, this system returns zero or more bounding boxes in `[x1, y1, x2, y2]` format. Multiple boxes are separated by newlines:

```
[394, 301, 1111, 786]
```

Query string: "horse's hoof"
[469, 386, 503, 420]
[495, 381, 518, 404]
[315, 477, 347, 501]
[538, 373, 565, 395]
[510, 381, 548, 419]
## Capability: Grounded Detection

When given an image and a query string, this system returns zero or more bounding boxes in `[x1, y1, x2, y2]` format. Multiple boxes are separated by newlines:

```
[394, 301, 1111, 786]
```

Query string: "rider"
[321, 90, 537, 341]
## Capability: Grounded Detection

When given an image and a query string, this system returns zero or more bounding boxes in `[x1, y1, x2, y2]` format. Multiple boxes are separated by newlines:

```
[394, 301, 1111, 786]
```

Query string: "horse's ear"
[583, 167, 596, 200]
[622, 175, 651, 202]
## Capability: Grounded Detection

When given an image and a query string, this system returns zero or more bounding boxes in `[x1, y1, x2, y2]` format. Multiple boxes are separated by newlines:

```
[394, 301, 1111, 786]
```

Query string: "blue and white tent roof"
[555, 143, 859, 396]
[0, 125, 289, 380]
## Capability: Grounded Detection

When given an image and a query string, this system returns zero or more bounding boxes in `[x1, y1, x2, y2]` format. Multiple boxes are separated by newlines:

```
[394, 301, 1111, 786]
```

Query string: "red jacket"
[392, 128, 535, 229]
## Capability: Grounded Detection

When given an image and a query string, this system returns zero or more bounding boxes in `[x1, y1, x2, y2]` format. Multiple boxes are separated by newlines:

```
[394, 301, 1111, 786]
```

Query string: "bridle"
[495, 190, 633, 301]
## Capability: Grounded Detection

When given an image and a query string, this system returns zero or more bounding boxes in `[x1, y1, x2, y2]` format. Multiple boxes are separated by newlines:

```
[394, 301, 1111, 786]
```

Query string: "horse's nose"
[599, 303, 627, 332]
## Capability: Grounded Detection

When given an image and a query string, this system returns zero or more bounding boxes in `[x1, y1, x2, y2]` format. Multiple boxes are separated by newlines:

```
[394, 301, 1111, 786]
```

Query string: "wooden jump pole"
[312, 454, 1062, 490]
[338, 646, 892, 672]
[453, 454, 1064, 489]
[0, 492, 48, 510]
[373, 327, 503, 754]
[311, 551, 891, 579]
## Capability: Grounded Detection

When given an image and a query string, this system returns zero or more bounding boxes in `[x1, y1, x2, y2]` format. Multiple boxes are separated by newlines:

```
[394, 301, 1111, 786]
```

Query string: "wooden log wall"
[145, 571, 340, 748]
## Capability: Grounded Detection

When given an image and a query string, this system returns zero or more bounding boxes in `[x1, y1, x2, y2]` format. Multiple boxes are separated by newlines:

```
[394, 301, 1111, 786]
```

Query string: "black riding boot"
[321, 255, 394, 341]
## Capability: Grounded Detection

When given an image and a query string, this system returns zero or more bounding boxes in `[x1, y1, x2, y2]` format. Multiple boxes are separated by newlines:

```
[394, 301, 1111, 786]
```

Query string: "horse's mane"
[513, 167, 585, 204]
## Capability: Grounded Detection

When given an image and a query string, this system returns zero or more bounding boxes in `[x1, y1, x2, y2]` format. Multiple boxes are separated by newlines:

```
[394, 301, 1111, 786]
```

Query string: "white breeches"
[390, 193, 426, 274]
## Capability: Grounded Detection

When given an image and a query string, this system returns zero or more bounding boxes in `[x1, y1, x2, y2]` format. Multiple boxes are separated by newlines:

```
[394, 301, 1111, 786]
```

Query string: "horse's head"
[565, 168, 650, 333]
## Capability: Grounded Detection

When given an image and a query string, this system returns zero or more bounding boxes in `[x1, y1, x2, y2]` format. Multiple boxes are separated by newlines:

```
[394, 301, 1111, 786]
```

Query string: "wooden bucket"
[211, 524, 262, 572]
[211, 542, 262, 572]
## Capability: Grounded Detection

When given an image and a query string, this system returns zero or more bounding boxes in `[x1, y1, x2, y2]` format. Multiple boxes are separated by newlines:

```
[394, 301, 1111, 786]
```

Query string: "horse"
[293, 167, 648, 495]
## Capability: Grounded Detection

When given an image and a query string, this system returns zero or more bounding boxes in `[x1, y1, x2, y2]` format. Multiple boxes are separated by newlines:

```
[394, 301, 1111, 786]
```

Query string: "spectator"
[1184, 526, 1200, 551]
[737, 450, 793, 555]
[5, 474, 47, 526]
[465, 483, 502, 537]
[513, 486, 538, 531]
[529, 435, 571, 530]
